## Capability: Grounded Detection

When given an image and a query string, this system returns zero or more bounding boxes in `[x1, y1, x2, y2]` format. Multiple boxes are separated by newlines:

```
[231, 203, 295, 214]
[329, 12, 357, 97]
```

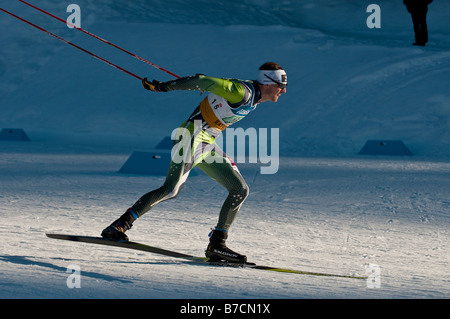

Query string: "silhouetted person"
[403, 0, 433, 46]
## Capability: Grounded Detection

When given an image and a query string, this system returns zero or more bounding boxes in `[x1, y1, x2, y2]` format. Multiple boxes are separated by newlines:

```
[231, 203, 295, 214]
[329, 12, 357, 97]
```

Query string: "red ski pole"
[0, 7, 142, 80]
[18, 0, 181, 79]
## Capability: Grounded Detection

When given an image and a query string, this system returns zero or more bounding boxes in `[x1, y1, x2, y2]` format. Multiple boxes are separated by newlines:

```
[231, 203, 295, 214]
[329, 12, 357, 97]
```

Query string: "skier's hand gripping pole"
[142, 78, 169, 92]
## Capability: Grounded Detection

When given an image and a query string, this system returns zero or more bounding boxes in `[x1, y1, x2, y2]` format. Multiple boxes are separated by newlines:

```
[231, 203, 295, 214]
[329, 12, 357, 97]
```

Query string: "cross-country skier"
[101, 62, 287, 263]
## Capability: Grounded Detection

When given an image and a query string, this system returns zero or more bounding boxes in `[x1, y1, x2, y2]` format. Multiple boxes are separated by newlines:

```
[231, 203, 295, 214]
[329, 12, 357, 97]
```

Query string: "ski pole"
[0, 7, 142, 80]
[17, 0, 181, 79]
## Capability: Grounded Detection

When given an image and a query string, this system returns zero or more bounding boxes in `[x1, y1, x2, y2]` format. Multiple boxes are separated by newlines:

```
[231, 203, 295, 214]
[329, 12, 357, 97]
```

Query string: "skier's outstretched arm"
[142, 74, 247, 104]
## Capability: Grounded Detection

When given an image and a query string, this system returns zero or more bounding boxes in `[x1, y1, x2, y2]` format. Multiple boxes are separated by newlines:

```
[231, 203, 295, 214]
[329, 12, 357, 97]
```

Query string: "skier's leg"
[101, 122, 199, 240]
[197, 156, 249, 231]
[197, 149, 249, 262]
[130, 160, 190, 216]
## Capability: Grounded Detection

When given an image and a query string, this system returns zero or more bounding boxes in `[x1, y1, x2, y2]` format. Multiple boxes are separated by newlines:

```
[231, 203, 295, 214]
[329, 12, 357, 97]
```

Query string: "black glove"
[142, 78, 168, 92]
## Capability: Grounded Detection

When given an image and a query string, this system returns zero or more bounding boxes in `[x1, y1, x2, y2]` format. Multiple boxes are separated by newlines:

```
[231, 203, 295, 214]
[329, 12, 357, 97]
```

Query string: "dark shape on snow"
[358, 140, 413, 156]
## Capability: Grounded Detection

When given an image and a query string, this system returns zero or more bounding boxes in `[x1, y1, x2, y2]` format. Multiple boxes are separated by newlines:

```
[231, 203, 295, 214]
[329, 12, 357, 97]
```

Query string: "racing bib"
[199, 93, 256, 131]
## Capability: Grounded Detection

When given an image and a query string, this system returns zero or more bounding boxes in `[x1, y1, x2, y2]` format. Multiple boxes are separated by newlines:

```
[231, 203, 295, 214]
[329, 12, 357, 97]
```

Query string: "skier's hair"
[259, 62, 284, 71]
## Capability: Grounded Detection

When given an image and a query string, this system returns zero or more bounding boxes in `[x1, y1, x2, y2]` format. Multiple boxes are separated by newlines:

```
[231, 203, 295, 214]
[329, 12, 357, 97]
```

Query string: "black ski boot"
[205, 229, 247, 263]
[101, 208, 137, 241]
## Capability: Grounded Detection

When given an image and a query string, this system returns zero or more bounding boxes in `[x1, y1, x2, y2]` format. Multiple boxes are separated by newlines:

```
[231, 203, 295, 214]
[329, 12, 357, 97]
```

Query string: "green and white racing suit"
[131, 74, 262, 231]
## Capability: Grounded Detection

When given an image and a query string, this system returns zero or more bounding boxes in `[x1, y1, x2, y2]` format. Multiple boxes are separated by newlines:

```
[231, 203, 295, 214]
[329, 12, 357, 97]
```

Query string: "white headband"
[257, 69, 287, 87]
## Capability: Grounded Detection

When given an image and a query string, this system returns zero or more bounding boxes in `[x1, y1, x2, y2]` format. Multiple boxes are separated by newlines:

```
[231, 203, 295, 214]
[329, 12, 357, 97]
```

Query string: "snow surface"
[1, 0, 449, 299]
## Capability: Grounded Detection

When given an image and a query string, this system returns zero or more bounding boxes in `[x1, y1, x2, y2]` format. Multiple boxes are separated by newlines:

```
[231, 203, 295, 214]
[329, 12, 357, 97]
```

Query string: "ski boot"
[101, 208, 138, 241]
[205, 229, 247, 263]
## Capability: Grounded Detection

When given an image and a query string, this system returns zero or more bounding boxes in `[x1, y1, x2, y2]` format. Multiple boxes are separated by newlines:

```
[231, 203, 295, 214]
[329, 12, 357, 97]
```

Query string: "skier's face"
[260, 84, 286, 103]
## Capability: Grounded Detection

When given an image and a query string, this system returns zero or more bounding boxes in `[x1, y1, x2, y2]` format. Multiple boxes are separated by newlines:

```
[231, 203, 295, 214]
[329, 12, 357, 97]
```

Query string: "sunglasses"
[264, 73, 287, 89]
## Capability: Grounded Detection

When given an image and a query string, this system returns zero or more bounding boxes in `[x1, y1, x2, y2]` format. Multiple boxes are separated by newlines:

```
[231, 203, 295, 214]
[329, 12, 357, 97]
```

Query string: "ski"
[46, 233, 367, 280]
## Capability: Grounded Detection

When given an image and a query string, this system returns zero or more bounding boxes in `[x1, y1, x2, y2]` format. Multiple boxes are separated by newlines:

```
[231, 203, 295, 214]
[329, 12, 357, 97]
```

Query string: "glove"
[142, 78, 168, 92]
